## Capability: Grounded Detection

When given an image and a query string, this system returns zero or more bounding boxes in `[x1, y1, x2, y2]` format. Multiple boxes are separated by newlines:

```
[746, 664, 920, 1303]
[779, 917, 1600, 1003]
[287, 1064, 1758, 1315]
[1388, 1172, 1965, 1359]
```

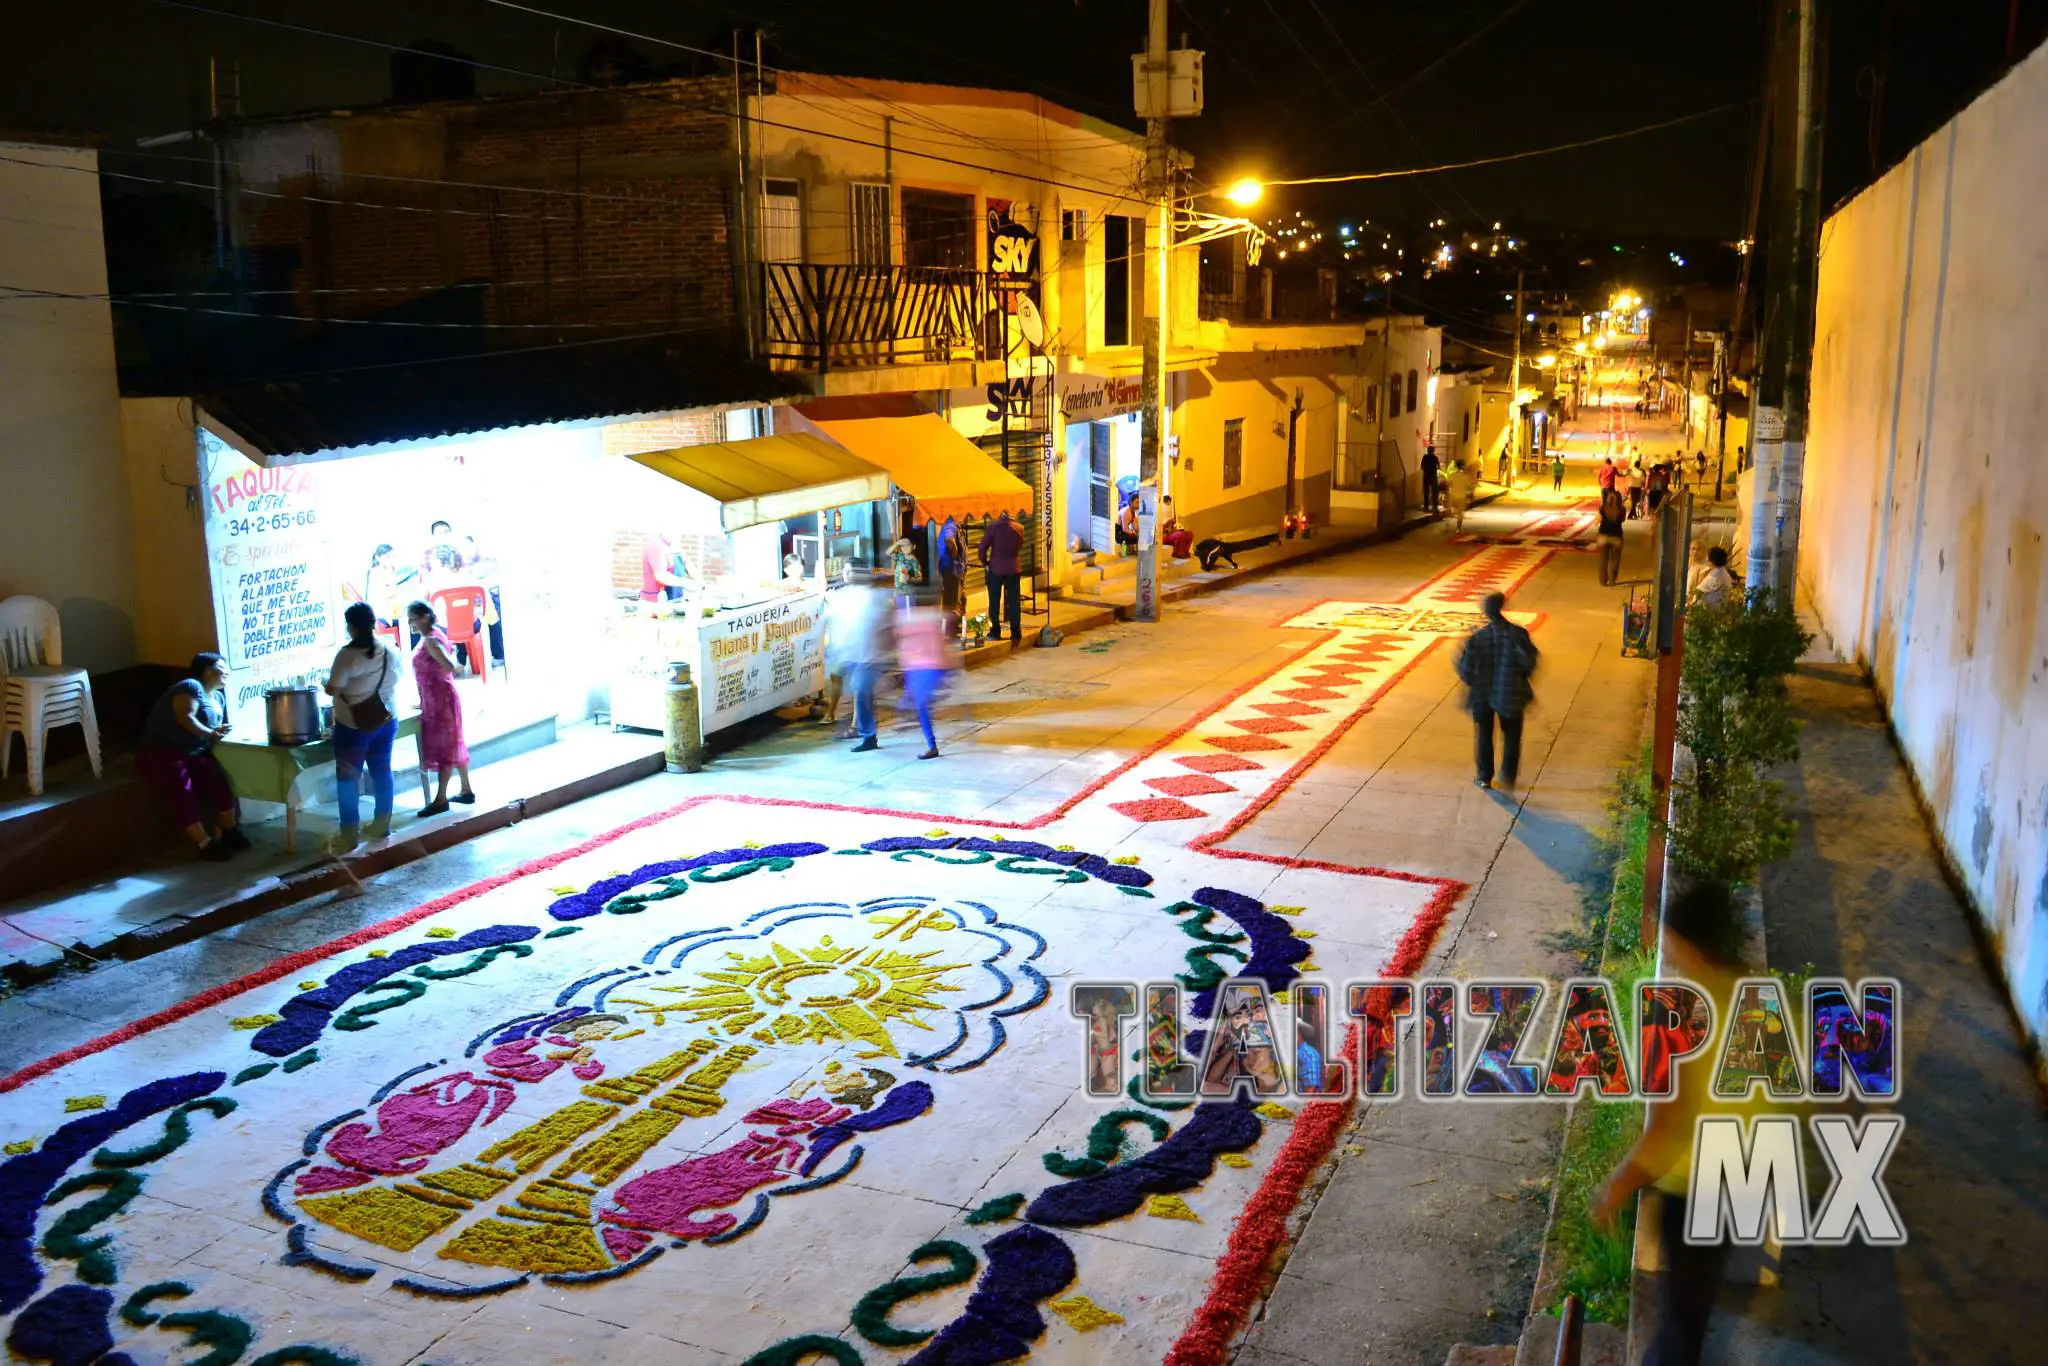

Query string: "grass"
[1536, 745, 1654, 1325]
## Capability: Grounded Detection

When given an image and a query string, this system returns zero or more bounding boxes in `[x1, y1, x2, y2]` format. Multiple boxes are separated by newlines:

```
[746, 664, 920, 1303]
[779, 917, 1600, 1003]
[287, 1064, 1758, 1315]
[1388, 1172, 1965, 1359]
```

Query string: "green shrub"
[1669, 591, 1811, 884]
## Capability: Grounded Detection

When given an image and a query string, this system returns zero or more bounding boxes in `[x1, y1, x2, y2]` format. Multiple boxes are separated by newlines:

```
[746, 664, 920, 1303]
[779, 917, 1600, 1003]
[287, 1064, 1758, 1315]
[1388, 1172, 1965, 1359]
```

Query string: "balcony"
[756, 263, 1005, 374]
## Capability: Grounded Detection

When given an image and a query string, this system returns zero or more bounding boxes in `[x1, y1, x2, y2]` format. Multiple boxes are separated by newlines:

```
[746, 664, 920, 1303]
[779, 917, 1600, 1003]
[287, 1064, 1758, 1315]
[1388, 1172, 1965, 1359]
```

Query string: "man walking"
[1551, 449, 1566, 492]
[1455, 592, 1539, 792]
[979, 510, 1024, 645]
[839, 582, 890, 754]
[1420, 447, 1441, 514]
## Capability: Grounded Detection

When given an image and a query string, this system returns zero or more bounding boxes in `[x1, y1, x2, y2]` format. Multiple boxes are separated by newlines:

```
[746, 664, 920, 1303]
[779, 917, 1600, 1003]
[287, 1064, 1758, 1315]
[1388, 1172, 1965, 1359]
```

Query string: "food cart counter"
[606, 586, 827, 735]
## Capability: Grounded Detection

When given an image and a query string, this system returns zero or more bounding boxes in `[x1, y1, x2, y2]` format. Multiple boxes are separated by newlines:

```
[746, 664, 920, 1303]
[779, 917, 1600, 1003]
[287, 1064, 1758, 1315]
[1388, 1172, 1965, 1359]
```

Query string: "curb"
[3, 747, 664, 988]
[1042, 501, 1498, 628]
[6, 496, 1515, 987]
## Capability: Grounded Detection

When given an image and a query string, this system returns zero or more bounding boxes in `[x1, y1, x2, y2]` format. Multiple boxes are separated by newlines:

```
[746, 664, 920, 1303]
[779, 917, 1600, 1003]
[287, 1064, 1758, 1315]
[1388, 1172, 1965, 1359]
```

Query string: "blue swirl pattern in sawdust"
[0, 1072, 225, 1314]
[544, 843, 832, 921]
[250, 925, 540, 1058]
[861, 835, 1155, 888]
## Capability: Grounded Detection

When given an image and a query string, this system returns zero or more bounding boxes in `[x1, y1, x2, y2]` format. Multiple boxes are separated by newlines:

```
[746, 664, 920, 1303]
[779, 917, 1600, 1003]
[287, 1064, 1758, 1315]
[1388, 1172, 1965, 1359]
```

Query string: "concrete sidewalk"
[1703, 657, 2048, 1364]
[1234, 481, 1656, 1366]
[0, 482, 1665, 1366]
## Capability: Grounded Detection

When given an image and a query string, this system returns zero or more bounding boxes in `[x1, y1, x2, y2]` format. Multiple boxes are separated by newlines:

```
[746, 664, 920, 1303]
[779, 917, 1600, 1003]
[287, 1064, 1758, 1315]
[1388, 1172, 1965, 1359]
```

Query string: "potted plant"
[964, 612, 990, 648]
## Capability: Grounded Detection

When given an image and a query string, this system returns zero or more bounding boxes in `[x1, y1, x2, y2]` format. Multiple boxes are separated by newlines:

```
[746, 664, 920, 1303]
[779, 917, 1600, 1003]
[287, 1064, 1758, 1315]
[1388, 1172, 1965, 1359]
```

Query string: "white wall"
[1801, 40, 2048, 1053]
[0, 143, 139, 673]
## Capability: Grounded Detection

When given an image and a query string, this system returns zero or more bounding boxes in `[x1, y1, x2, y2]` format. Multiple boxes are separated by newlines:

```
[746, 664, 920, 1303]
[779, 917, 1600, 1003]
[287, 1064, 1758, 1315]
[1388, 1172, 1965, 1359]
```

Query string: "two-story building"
[109, 67, 1443, 749]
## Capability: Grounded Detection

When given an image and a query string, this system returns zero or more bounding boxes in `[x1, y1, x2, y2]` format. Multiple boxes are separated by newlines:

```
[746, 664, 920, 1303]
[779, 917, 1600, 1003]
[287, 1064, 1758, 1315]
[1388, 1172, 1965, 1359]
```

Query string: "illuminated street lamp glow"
[1536, 354, 1557, 368]
[1224, 177, 1264, 207]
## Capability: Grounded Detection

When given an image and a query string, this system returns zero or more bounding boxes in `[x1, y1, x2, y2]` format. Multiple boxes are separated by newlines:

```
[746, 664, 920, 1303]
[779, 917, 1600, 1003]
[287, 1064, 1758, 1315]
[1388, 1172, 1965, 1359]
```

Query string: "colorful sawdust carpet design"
[0, 806, 1441, 1366]
[2, 544, 1558, 1365]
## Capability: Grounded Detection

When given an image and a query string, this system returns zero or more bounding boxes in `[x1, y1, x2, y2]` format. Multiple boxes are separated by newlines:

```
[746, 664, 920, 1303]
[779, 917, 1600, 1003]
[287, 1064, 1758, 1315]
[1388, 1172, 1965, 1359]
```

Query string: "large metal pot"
[264, 686, 322, 747]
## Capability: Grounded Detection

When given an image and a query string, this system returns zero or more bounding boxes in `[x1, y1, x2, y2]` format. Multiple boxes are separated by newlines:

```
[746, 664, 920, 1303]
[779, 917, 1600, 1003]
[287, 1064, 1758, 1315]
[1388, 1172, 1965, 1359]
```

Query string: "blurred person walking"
[1597, 488, 1627, 586]
[896, 604, 953, 761]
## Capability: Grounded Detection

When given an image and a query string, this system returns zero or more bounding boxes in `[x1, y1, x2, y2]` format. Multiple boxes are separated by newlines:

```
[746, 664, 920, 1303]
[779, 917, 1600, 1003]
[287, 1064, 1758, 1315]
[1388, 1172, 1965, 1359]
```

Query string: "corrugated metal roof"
[194, 333, 809, 458]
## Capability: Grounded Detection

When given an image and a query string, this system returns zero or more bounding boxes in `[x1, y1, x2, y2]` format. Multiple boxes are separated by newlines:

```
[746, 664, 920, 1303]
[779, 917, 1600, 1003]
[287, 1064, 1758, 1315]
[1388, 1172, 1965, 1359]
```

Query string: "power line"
[1283, 0, 1534, 177]
[1296, 0, 1490, 232]
[1260, 102, 1755, 188]
[476, 0, 1076, 173]
[150, 0, 1148, 202]
[0, 282, 730, 330]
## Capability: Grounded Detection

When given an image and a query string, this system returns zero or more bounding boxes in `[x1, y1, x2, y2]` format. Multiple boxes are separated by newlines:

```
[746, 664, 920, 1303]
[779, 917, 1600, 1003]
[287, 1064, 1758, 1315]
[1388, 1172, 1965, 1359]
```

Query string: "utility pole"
[1681, 307, 1694, 446]
[1134, 0, 1170, 624]
[1508, 268, 1524, 484]
[1713, 330, 1730, 501]
[1747, 0, 1828, 594]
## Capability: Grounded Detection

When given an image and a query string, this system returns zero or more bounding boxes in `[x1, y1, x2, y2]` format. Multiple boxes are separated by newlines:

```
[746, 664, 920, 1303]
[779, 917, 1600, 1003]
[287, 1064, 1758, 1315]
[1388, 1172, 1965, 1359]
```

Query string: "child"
[888, 537, 921, 609]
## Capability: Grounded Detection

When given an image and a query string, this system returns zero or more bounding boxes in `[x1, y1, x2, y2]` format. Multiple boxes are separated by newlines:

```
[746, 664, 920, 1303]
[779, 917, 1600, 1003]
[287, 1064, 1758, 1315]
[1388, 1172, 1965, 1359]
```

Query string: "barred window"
[1223, 418, 1244, 489]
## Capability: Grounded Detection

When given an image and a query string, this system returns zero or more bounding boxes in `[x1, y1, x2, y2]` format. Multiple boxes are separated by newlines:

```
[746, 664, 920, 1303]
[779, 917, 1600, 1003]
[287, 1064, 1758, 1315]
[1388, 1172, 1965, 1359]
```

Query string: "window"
[1461, 407, 1470, 443]
[1062, 208, 1087, 241]
[1103, 214, 1142, 347]
[1364, 383, 1378, 424]
[1222, 418, 1244, 489]
[761, 179, 803, 264]
[849, 183, 891, 265]
[1387, 373, 1402, 417]
[1406, 369, 1419, 414]
[901, 188, 975, 269]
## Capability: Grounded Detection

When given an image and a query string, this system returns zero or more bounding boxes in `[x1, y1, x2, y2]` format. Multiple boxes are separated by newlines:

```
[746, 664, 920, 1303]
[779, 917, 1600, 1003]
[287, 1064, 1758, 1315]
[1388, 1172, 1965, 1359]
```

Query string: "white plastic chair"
[0, 596, 101, 797]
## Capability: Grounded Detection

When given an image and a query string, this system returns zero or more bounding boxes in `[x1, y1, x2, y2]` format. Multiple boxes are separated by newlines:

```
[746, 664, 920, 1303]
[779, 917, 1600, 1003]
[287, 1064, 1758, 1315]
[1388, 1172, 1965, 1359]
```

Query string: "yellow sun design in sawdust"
[616, 935, 967, 1058]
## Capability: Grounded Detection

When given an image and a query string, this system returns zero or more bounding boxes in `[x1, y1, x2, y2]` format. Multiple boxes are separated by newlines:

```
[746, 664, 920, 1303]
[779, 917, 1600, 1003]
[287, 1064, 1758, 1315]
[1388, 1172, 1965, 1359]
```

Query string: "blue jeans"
[333, 719, 396, 829]
[902, 668, 942, 750]
[850, 663, 880, 740]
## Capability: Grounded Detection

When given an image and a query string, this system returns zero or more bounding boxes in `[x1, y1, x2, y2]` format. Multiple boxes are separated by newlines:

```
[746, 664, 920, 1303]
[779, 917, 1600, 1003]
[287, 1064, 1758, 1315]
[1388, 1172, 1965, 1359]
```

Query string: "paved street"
[0, 478, 1654, 1366]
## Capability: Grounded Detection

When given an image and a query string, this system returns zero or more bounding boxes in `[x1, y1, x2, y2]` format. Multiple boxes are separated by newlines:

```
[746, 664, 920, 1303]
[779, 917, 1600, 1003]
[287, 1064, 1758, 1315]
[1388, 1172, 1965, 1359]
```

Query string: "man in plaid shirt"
[1455, 591, 1539, 791]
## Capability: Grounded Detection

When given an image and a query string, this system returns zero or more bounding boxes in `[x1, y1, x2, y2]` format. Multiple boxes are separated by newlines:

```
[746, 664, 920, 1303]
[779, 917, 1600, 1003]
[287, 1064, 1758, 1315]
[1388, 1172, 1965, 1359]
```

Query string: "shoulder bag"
[350, 648, 393, 732]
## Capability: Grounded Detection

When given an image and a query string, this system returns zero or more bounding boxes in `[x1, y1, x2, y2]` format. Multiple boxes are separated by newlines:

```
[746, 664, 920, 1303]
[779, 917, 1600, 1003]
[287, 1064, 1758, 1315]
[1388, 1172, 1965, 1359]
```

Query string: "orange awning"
[794, 395, 1035, 525]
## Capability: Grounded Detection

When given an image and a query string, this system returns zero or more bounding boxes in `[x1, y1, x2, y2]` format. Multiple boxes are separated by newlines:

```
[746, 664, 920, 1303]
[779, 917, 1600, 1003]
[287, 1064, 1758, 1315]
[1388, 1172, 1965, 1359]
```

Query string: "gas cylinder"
[664, 661, 703, 773]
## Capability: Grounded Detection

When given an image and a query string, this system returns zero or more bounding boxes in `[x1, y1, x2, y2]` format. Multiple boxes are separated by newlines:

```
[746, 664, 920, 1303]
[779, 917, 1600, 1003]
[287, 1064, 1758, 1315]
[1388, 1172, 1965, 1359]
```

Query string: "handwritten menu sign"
[698, 594, 825, 733]
[201, 433, 338, 731]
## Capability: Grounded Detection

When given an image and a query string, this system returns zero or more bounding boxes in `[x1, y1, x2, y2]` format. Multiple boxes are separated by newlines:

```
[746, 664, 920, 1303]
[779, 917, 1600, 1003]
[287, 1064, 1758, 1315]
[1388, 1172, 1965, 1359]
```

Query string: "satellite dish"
[1016, 296, 1046, 350]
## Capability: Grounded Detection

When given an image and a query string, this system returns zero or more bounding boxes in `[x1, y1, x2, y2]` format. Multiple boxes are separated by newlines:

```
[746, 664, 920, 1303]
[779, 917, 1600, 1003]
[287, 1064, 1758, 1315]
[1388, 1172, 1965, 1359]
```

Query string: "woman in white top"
[324, 601, 403, 850]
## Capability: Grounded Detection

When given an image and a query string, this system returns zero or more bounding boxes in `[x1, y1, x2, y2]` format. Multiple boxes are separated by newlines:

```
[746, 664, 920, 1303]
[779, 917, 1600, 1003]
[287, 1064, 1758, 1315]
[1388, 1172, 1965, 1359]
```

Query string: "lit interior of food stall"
[603, 431, 892, 734]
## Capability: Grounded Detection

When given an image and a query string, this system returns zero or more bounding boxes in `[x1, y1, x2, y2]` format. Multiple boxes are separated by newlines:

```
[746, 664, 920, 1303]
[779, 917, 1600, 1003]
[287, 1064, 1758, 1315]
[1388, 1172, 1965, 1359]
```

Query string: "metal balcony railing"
[756, 262, 1003, 372]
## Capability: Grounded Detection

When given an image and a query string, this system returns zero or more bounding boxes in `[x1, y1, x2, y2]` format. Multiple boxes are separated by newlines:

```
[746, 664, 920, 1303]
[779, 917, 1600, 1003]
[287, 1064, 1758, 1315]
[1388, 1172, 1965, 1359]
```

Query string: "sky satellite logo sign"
[1071, 975, 1905, 1246]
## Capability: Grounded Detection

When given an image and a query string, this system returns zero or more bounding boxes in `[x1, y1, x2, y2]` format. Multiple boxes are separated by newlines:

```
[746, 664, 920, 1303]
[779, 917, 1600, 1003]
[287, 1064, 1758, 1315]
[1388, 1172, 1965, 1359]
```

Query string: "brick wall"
[234, 81, 741, 334]
[601, 411, 724, 456]
[609, 530, 733, 596]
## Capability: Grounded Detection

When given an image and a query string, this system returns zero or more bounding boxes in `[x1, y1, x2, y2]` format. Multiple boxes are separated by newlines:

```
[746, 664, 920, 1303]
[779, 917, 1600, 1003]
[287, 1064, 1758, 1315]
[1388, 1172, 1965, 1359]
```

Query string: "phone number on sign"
[224, 509, 318, 536]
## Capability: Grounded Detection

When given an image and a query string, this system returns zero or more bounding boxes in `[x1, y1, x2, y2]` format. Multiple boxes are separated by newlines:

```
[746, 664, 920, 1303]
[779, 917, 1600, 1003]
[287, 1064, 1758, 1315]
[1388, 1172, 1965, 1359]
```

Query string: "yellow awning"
[627, 433, 891, 534]
[798, 401, 1035, 525]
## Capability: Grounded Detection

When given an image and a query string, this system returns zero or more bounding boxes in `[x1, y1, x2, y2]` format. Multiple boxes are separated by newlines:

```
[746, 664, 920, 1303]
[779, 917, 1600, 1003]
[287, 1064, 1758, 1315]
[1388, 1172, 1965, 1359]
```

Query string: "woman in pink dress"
[406, 600, 474, 815]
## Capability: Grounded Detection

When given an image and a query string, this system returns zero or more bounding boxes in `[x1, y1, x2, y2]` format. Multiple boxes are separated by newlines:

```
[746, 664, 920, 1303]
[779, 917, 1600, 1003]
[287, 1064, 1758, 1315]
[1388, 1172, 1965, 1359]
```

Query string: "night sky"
[5, 1, 2042, 244]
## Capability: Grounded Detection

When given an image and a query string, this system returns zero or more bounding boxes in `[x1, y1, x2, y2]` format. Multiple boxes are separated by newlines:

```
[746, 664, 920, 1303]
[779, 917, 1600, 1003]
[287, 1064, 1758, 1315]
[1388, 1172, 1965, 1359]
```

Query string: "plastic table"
[214, 715, 429, 852]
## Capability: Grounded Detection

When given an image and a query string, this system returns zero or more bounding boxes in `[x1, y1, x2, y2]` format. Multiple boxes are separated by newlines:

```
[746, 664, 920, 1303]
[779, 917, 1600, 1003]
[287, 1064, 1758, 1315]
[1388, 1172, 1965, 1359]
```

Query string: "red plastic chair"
[431, 585, 489, 684]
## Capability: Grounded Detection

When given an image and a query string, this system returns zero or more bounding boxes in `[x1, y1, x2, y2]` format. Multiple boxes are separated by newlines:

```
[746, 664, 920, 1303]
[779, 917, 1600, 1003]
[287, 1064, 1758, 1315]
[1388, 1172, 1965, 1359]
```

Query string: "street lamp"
[1224, 177, 1264, 207]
